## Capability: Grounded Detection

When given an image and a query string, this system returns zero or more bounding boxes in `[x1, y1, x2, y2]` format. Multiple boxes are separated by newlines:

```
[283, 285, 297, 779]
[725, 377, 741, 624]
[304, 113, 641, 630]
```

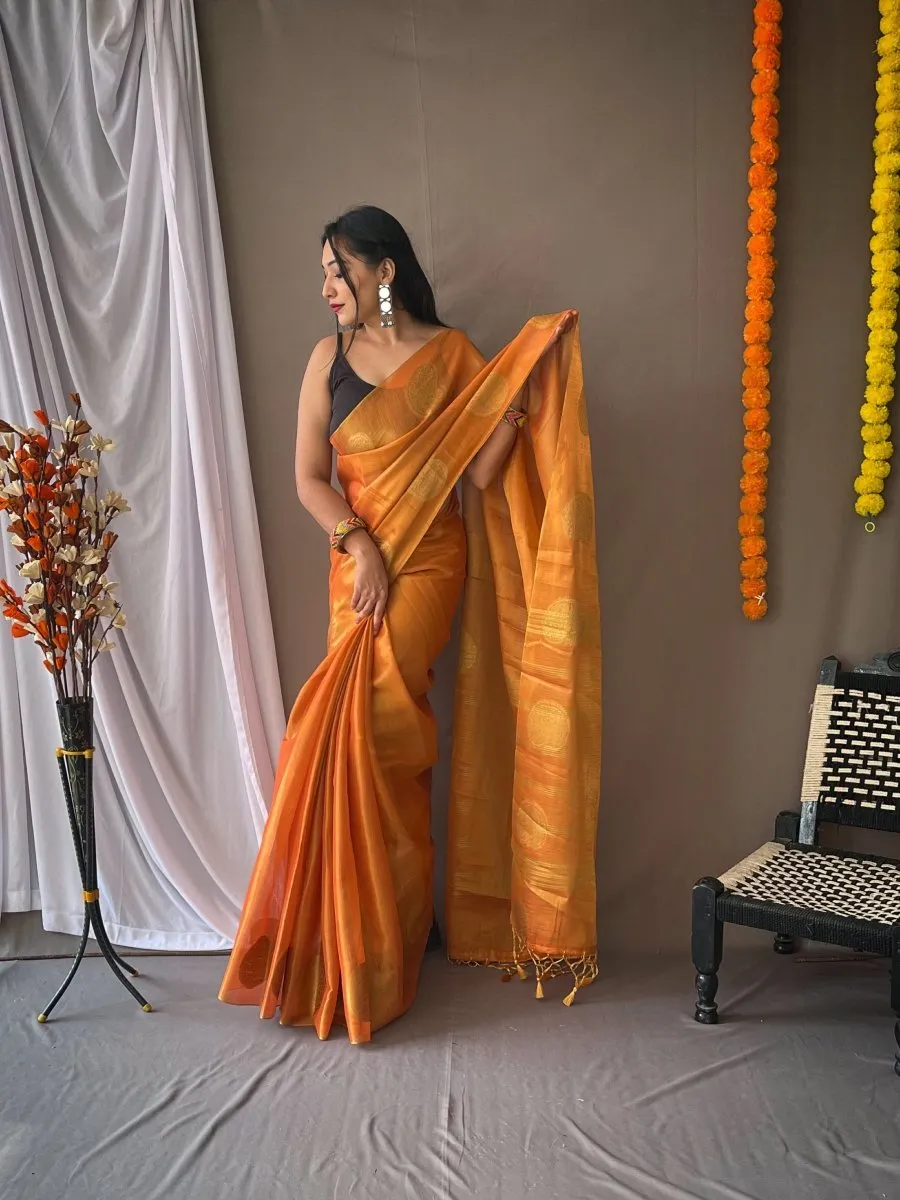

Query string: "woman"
[219, 207, 601, 1043]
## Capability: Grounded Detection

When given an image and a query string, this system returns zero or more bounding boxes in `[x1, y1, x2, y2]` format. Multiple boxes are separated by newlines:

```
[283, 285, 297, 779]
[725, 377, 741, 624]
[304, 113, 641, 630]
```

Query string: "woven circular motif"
[409, 457, 449, 502]
[238, 932, 273, 990]
[459, 631, 478, 672]
[527, 699, 570, 754]
[562, 492, 594, 541]
[536, 598, 580, 647]
[471, 373, 510, 416]
[347, 431, 376, 453]
[406, 360, 446, 416]
[515, 800, 549, 851]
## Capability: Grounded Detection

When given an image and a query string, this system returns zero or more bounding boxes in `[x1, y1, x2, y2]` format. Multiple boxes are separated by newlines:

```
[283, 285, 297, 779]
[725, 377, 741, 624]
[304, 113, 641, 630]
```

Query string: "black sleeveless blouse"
[328, 333, 374, 436]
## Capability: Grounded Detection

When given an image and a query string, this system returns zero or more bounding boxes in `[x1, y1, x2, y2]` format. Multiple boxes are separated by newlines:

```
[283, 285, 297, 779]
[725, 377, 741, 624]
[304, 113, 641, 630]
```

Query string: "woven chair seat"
[720, 842, 900, 926]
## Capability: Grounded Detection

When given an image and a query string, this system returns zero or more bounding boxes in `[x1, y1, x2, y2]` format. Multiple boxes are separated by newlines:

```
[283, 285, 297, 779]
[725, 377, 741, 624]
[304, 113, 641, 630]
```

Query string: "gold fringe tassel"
[449, 930, 598, 1008]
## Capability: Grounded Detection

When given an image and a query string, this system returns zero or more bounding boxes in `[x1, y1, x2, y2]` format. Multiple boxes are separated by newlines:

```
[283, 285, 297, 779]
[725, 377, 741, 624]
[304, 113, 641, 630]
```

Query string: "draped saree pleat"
[219, 315, 601, 1041]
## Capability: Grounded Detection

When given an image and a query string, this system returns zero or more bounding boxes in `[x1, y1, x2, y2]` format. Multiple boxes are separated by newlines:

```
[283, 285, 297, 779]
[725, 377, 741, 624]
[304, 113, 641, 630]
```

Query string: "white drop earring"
[378, 282, 394, 328]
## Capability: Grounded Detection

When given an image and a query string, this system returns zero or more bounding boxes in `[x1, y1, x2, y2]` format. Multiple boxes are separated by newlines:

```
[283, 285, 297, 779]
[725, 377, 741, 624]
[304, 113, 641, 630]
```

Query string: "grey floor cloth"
[1, 937, 898, 1200]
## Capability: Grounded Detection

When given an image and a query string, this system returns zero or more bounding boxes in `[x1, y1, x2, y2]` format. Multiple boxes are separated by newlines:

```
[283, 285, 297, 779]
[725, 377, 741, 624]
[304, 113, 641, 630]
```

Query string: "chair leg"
[773, 934, 795, 955]
[692, 877, 724, 1025]
[891, 921, 900, 1077]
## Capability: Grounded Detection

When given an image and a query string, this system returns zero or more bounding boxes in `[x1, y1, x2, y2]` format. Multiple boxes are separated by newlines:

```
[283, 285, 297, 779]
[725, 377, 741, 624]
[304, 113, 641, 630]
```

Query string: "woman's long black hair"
[322, 207, 445, 346]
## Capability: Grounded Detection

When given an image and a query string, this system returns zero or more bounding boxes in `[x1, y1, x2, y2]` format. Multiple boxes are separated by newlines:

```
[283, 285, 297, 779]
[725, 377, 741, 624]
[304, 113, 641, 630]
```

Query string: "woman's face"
[321, 242, 384, 328]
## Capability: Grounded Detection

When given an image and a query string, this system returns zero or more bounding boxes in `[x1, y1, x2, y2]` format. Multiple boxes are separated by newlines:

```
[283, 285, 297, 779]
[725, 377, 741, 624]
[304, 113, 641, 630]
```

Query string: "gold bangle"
[330, 515, 366, 552]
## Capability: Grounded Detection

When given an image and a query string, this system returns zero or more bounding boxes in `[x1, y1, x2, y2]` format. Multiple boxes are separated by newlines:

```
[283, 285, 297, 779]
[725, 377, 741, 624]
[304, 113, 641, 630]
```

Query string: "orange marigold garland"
[739, 0, 782, 621]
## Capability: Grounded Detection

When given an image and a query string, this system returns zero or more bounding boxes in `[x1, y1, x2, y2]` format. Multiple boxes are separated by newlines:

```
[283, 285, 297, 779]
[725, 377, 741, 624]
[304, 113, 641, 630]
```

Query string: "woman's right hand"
[345, 531, 389, 634]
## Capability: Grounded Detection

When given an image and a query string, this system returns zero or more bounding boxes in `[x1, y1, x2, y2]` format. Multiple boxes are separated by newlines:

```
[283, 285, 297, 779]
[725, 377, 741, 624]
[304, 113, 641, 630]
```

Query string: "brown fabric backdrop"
[195, 0, 898, 952]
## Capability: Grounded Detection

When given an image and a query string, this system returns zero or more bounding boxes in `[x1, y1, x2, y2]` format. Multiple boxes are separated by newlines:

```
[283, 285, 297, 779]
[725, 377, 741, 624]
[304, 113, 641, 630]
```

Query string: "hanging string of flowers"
[739, 0, 782, 621]
[855, 0, 900, 531]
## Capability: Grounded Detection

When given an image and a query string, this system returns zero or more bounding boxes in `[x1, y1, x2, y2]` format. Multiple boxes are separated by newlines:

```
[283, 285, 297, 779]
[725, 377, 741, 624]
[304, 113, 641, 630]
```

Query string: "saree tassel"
[535, 977, 545, 1000]
[516, 963, 528, 981]
[563, 982, 580, 1008]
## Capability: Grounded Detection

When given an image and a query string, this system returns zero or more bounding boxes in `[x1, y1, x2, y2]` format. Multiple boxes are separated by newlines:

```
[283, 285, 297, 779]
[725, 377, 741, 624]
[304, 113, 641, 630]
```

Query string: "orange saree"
[219, 314, 601, 1042]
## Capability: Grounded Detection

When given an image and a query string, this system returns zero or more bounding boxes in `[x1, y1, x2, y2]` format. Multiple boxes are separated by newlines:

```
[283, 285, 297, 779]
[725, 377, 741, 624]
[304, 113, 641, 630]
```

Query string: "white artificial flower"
[10, 534, 25, 549]
[78, 461, 99, 477]
[112, 610, 127, 629]
[56, 545, 77, 563]
[23, 582, 45, 604]
[90, 435, 116, 453]
[80, 547, 104, 565]
[17, 561, 42, 580]
[82, 493, 97, 514]
[94, 639, 116, 654]
[1, 480, 23, 498]
[74, 568, 96, 589]
[2, 434, 13, 451]
[102, 490, 131, 514]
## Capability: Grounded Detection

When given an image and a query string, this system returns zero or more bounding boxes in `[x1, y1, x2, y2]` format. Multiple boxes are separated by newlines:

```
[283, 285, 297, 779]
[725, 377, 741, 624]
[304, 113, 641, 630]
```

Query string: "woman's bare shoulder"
[309, 333, 338, 365]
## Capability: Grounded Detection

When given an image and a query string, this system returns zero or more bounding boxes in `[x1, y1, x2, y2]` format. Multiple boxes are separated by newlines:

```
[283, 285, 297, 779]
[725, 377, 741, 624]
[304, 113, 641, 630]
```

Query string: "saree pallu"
[219, 314, 601, 1042]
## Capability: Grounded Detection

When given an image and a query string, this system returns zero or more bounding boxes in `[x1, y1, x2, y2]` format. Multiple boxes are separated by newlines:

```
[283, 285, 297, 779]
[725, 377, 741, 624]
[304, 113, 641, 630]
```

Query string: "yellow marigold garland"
[739, 0, 782, 620]
[855, 0, 900, 529]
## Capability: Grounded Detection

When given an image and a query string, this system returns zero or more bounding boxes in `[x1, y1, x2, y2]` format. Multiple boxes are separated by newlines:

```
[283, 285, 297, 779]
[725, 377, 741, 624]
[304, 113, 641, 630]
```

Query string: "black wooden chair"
[692, 649, 900, 1074]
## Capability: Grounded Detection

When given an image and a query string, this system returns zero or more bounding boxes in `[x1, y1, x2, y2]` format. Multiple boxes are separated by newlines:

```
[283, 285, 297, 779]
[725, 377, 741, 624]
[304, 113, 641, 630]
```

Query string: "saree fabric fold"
[219, 314, 601, 1042]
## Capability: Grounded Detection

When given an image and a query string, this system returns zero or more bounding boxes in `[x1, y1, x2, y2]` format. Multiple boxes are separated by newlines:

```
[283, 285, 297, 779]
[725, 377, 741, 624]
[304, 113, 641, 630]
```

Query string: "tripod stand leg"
[87, 903, 153, 1012]
[37, 909, 90, 1023]
[91, 903, 143, 978]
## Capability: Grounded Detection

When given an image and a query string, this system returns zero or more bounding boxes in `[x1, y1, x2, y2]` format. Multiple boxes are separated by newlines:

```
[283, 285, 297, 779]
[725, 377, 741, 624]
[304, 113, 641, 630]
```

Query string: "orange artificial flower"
[34, 409, 49, 426]
[739, 514, 766, 537]
[740, 555, 768, 579]
[740, 473, 768, 495]
[743, 387, 770, 410]
[744, 320, 771, 345]
[747, 233, 775, 257]
[743, 597, 768, 620]
[752, 50, 781, 75]
[744, 430, 772, 452]
[748, 254, 776, 279]
[748, 162, 778, 189]
[743, 343, 772, 367]
[755, 0, 783, 22]
[11, 623, 29, 638]
[743, 408, 770, 431]
[742, 451, 769, 475]
[740, 0, 780, 620]
[745, 299, 774, 323]
[753, 25, 781, 49]
[750, 140, 779, 166]
[751, 118, 779, 144]
[748, 209, 776, 235]
[749, 188, 777, 212]
[741, 535, 768, 558]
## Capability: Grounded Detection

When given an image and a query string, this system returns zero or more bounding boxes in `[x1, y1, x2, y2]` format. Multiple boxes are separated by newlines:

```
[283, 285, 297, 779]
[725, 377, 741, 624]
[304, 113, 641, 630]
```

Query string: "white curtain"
[0, 0, 284, 948]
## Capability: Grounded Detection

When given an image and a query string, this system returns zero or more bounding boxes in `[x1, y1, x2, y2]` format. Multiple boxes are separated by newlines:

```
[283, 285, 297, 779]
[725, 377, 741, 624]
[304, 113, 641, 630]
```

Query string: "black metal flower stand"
[36, 697, 152, 1022]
